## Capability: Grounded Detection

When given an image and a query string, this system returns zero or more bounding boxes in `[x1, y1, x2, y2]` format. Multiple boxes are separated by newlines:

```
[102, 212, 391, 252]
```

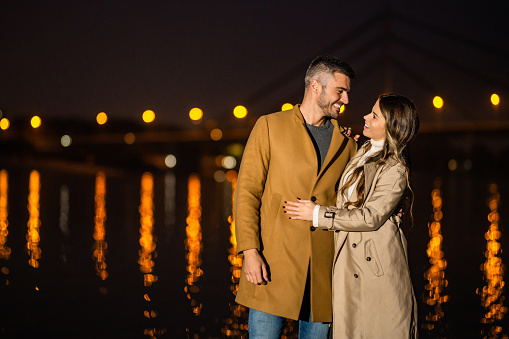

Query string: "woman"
[284, 94, 419, 338]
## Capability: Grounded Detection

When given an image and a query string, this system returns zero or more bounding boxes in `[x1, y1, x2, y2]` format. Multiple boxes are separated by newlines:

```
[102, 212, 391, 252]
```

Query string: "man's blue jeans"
[248, 308, 330, 339]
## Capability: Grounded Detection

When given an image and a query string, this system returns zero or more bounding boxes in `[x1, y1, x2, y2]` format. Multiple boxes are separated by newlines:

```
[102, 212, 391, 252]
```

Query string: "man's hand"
[242, 248, 268, 284]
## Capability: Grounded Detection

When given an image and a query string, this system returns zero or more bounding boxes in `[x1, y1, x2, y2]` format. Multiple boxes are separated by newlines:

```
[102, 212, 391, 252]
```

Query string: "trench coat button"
[366, 257, 371, 261]
[311, 196, 317, 202]
[354, 274, 359, 278]
[352, 243, 357, 248]
[310, 226, 316, 232]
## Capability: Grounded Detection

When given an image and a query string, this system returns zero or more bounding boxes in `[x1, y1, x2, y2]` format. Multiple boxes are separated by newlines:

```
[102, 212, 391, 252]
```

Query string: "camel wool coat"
[234, 105, 356, 322]
[316, 147, 418, 338]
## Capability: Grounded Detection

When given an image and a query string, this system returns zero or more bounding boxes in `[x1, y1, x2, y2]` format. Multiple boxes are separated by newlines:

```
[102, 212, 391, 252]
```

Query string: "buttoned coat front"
[316, 146, 418, 338]
[234, 105, 356, 322]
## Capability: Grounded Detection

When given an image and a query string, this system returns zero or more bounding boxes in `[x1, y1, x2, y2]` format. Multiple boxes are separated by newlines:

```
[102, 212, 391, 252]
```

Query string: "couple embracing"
[234, 55, 419, 339]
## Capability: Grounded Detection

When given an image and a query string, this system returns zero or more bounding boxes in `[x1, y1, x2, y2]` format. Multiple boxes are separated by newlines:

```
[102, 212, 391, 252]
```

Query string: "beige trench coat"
[234, 105, 357, 322]
[316, 147, 418, 338]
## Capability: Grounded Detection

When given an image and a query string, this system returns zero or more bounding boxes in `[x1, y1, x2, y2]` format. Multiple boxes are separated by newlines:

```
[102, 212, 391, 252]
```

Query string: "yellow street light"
[491, 94, 500, 106]
[433, 96, 444, 109]
[0, 118, 9, 130]
[96, 112, 108, 125]
[189, 108, 203, 121]
[31, 116, 42, 128]
[233, 105, 247, 119]
[282, 103, 294, 111]
[143, 110, 155, 123]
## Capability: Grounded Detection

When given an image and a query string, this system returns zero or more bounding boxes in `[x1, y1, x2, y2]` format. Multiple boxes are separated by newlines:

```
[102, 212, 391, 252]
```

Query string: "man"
[234, 55, 357, 338]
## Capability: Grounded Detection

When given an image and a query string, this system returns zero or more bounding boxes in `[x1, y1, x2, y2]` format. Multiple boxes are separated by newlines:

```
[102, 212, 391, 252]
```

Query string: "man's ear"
[311, 80, 321, 94]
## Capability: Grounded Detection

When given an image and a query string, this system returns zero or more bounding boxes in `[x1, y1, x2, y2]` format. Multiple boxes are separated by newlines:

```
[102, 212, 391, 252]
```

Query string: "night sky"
[1, 1, 508, 129]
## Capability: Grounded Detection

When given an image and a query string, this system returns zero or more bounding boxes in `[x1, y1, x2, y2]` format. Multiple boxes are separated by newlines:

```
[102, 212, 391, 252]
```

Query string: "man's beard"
[317, 90, 338, 119]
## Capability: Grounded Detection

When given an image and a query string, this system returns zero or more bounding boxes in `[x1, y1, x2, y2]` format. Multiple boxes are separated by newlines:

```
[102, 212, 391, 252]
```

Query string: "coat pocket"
[364, 238, 384, 277]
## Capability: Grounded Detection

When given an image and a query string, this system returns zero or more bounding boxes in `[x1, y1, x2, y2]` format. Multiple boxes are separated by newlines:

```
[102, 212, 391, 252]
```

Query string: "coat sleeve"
[316, 164, 406, 232]
[234, 116, 271, 253]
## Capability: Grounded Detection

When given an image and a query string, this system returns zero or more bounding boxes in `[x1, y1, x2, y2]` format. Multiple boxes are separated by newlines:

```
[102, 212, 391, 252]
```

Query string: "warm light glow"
[233, 106, 247, 119]
[139, 173, 157, 287]
[477, 184, 507, 336]
[282, 103, 294, 111]
[222, 176, 249, 337]
[210, 128, 223, 141]
[422, 178, 449, 332]
[222, 156, 237, 169]
[93, 172, 108, 281]
[96, 112, 108, 125]
[340, 105, 346, 114]
[0, 170, 10, 261]
[31, 116, 42, 128]
[124, 133, 136, 144]
[189, 108, 203, 121]
[433, 96, 444, 109]
[448, 159, 457, 171]
[0, 118, 10, 130]
[27, 170, 41, 268]
[185, 174, 203, 316]
[491, 94, 500, 106]
[143, 110, 155, 123]
[214, 170, 226, 183]
[61, 135, 72, 147]
[165, 154, 177, 168]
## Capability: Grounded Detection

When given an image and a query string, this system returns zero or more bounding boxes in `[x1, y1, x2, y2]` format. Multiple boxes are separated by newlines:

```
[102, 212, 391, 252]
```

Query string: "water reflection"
[0, 170, 10, 286]
[26, 170, 41, 269]
[422, 177, 449, 334]
[59, 184, 70, 262]
[478, 183, 508, 338]
[185, 174, 203, 317]
[0, 170, 9, 260]
[93, 172, 108, 281]
[222, 173, 249, 338]
[164, 172, 176, 237]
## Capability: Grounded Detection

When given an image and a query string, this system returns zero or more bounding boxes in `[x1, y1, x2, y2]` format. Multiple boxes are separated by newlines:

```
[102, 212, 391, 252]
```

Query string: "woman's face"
[363, 100, 386, 141]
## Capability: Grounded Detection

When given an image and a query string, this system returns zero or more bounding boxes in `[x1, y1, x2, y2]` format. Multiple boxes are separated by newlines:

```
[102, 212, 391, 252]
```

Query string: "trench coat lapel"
[363, 162, 378, 197]
[293, 106, 320, 176]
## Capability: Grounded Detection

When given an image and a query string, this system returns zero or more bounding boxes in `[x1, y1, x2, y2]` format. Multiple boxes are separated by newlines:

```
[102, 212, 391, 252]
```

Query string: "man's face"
[316, 72, 351, 119]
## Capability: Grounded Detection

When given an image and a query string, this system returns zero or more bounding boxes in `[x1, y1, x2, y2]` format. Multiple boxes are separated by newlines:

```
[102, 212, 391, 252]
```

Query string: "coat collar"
[292, 105, 349, 179]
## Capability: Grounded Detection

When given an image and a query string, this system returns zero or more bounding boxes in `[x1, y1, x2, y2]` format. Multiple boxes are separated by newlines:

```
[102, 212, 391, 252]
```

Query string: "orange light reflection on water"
[422, 178, 449, 332]
[139, 173, 165, 337]
[0, 170, 10, 261]
[93, 172, 108, 281]
[27, 170, 41, 269]
[477, 183, 507, 338]
[185, 174, 203, 316]
[222, 173, 249, 338]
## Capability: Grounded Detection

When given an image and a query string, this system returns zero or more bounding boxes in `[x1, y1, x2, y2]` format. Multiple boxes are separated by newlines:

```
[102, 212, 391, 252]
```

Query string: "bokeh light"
[96, 112, 108, 125]
[222, 156, 237, 169]
[61, 135, 72, 147]
[340, 105, 346, 114]
[233, 106, 247, 119]
[143, 110, 155, 123]
[491, 94, 500, 106]
[210, 128, 223, 141]
[165, 154, 177, 168]
[282, 103, 293, 111]
[124, 132, 136, 144]
[214, 170, 226, 183]
[189, 108, 203, 121]
[433, 96, 444, 109]
[0, 118, 10, 130]
[448, 159, 457, 171]
[31, 116, 42, 128]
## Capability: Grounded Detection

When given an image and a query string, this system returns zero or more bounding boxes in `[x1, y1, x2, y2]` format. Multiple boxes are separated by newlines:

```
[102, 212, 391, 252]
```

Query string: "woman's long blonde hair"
[339, 94, 419, 215]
